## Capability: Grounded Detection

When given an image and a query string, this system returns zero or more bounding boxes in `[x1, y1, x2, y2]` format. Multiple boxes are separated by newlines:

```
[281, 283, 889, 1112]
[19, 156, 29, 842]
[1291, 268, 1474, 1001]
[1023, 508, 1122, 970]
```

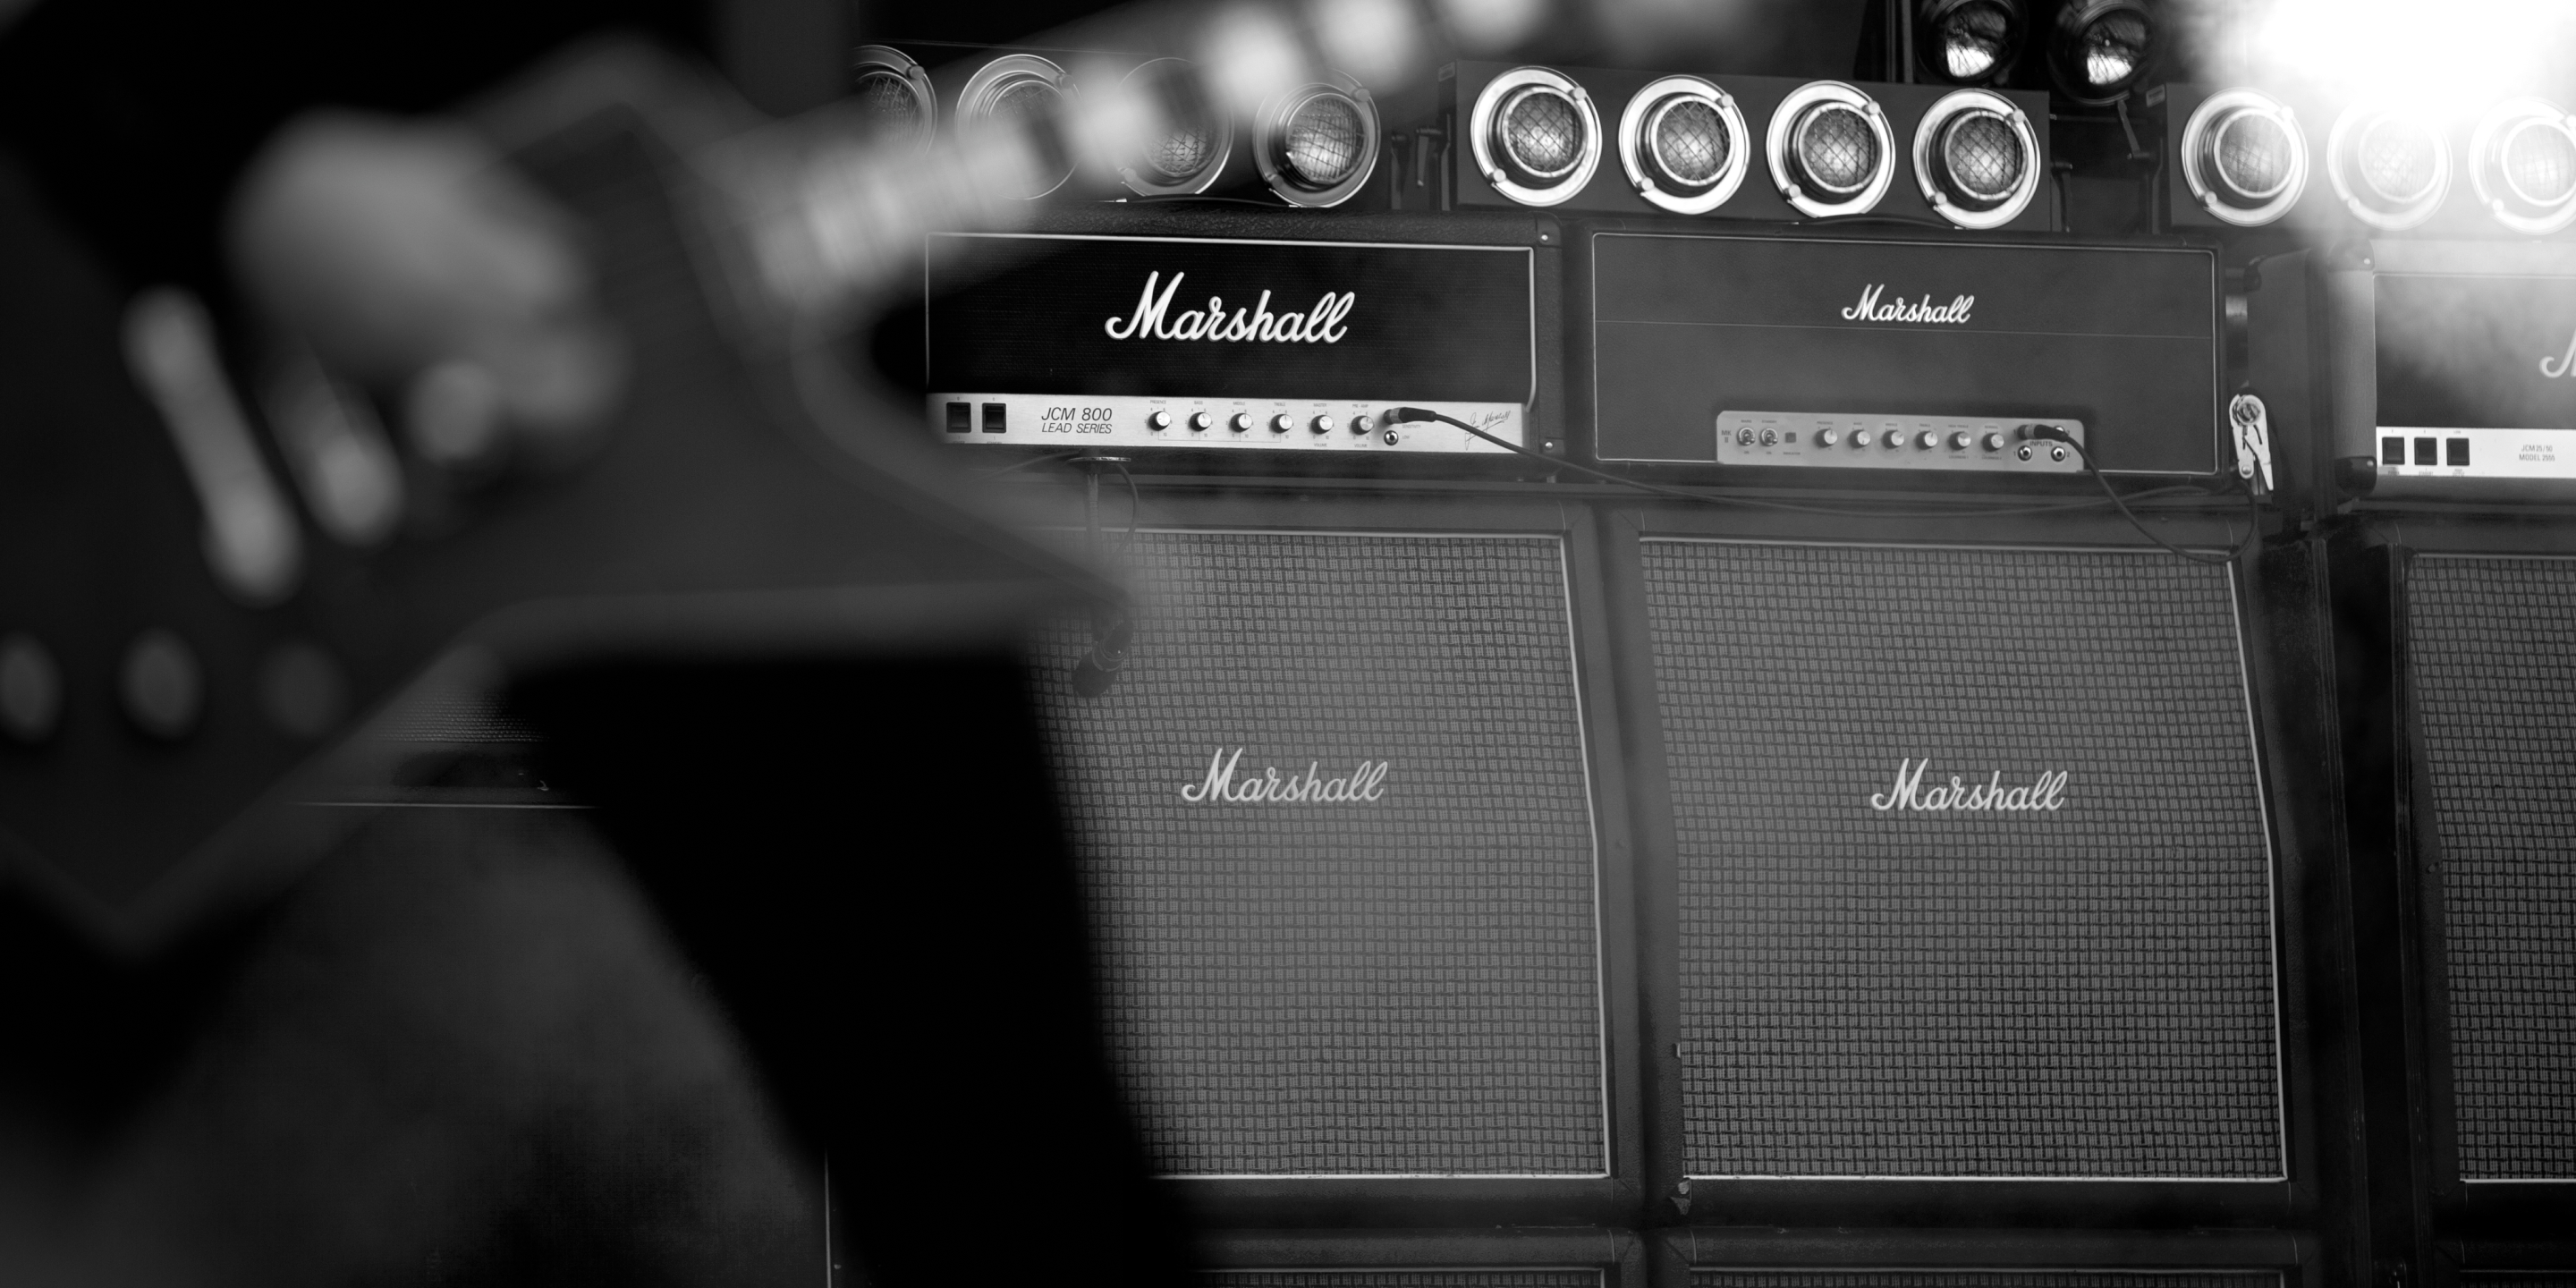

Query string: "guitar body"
[0, 44, 1183, 1287]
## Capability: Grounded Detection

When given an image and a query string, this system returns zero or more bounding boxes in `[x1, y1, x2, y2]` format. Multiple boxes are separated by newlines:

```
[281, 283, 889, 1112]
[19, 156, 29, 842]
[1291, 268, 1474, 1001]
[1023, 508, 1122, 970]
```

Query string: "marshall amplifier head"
[2277, 239, 2576, 504]
[925, 212, 1555, 466]
[1405, 64, 2050, 233]
[1587, 233, 2223, 480]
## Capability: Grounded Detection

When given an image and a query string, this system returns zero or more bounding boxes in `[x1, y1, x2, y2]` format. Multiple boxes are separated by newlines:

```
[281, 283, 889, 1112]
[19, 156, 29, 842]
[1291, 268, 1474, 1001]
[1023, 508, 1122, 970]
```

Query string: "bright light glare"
[2246, 0, 2576, 117]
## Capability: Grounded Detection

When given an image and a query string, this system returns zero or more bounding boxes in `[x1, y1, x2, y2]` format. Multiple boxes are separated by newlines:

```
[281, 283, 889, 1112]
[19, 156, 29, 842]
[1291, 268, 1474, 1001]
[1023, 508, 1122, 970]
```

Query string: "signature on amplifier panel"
[1178, 748, 1389, 804]
[1868, 758, 2067, 812]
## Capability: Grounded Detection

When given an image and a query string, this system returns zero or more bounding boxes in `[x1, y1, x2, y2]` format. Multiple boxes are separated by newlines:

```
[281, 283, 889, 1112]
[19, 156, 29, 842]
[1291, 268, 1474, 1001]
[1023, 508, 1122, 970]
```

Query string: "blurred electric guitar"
[0, 1, 1510, 952]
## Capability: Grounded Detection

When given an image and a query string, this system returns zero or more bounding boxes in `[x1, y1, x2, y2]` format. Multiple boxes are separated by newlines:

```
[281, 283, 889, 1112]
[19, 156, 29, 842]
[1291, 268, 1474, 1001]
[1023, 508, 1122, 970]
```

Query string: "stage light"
[1117, 58, 1233, 197]
[958, 54, 1079, 199]
[1617, 75, 1750, 215]
[1912, 88, 2039, 228]
[2050, 0, 2156, 105]
[1918, 0, 2022, 85]
[2178, 87, 2308, 226]
[849, 46, 937, 154]
[2469, 97, 2576, 235]
[1469, 67, 1602, 207]
[1255, 70, 1382, 207]
[2327, 104, 2450, 230]
[1767, 81, 1894, 218]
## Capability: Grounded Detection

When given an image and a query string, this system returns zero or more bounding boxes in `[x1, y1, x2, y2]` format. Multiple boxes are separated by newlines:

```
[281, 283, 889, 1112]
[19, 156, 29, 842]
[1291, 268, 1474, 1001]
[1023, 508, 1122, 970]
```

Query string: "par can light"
[2327, 104, 2449, 230]
[2179, 87, 2308, 226]
[2470, 97, 2576, 235]
[1118, 58, 1233, 197]
[1767, 80, 1895, 218]
[849, 46, 937, 154]
[1918, 0, 2023, 85]
[1469, 66, 1601, 207]
[958, 53, 1079, 199]
[1255, 70, 1381, 207]
[1912, 88, 2040, 227]
[2051, 0, 2157, 105]
[1617, 75, 1750, 215]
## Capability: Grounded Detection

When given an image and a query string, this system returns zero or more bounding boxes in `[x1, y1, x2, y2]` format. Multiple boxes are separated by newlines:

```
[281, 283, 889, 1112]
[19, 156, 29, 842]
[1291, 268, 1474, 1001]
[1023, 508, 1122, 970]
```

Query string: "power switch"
[2382, 436, 2405, 465]
[981, 402, 1007, 434]
[945, 402, 971, 433]
[2414, 436, 2437, 465]
[2446, 437, 2470, 467]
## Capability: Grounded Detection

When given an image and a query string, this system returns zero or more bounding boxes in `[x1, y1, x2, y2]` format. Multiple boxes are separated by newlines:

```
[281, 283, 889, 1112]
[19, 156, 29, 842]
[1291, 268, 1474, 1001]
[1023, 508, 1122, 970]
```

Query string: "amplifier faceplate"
[1690, 1275, 2281, 1288]
[1643, 541, 2282, 1179]
[928, 233, 1535, 455]
[2403, 555, 2576, 1181]
[1034, 530, 1606, 1176]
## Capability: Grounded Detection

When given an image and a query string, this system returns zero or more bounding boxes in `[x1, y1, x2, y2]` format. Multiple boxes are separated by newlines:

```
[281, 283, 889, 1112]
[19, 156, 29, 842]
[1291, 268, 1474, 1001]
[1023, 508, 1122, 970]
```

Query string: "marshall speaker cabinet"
[1020, 490, 1641, 1226]
[2326, 534, 2576, 1284]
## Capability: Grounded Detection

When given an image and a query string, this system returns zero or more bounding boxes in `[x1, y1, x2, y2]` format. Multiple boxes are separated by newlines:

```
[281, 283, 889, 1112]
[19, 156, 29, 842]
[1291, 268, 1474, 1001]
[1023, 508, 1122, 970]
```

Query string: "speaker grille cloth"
[1692, 1275, 2278, 1288]
[1207, 1275, 1597, 1287]
[2462, 1278, 2576, 1288]
[2402, 555, 2576, 1180]
[1643, 542, 2281, 1178]
[1035, 531, 1604, 1175]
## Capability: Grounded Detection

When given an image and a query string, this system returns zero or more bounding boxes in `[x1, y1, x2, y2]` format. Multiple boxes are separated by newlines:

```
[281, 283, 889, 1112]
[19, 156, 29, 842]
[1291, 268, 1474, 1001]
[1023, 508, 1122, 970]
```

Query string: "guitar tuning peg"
[119, 629, 202, 741]
[123, 289, 305, 605]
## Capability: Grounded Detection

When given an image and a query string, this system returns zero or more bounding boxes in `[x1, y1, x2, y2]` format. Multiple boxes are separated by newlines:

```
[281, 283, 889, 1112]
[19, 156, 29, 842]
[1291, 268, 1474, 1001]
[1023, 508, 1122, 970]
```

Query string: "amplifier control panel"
[933, 395, 1525, 454]
[2366, 427, 2576, 500]
[1716, 411, 2088, 474]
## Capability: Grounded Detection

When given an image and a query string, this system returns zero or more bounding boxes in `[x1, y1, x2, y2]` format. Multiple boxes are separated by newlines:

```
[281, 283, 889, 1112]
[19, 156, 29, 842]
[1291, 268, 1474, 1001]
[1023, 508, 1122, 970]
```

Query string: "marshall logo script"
[2540, 326, 2576, 378]
[1841, 284, 1976, 326]
[1180, 748, 1389, 804]
[1103, 271, 1356, 344]
[1869, 758, 2068, 812]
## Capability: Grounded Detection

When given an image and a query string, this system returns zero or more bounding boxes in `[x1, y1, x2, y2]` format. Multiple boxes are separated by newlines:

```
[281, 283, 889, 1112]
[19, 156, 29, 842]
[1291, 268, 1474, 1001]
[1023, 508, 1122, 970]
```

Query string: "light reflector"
[958, 53, 1078, 199]
[2328, 103, 2450, 229]
[1767, 80, 1894, 217]
[1256, 70, 1380, 207]
[1618, 75, 1750, 215]
[1469, 66, 1601, 207]
[1117, 58, 1233, 197]
[2471, 97, 2576, 234]
[2052, 0, 2157, 104]
[2179, 87, 2308, 226]
[1911, 87, 2039, 227]
[1919, 0, 2022, 84]
[849, 45, 936, 154]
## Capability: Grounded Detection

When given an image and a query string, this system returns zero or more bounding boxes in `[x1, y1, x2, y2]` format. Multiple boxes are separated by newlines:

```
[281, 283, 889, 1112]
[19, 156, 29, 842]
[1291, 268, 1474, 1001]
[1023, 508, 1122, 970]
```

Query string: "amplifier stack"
[876, 22, 2559, 1288]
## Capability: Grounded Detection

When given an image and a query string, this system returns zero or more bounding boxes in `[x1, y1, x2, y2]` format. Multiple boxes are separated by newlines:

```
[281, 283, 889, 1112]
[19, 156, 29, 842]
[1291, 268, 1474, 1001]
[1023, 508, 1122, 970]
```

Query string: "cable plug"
[1390, 406, 1442, 425]
[2015, 422, 2080, 445]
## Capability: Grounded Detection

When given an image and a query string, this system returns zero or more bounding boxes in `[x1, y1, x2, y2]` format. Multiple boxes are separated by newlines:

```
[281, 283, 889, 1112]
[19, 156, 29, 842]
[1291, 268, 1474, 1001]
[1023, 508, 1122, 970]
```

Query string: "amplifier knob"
[1350, 415, 1373, 435]
[1949, 430, 1970, 450]
[1758, 428, 1778, 446]
[1310, 414, 1333, 434]
[1818, 428, 1840, 446]
[1148, 410, 1172, 430]
[1917, 430, 1940, 450]
[1191, 411, 1212, 431]
[1852, 429, 1870, 447]
[1884, 431, 1905, 450]
[1270, 413, 1293, 433]
[1229, 412, 1251, 432]
[1984, 431, 2006, 452]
